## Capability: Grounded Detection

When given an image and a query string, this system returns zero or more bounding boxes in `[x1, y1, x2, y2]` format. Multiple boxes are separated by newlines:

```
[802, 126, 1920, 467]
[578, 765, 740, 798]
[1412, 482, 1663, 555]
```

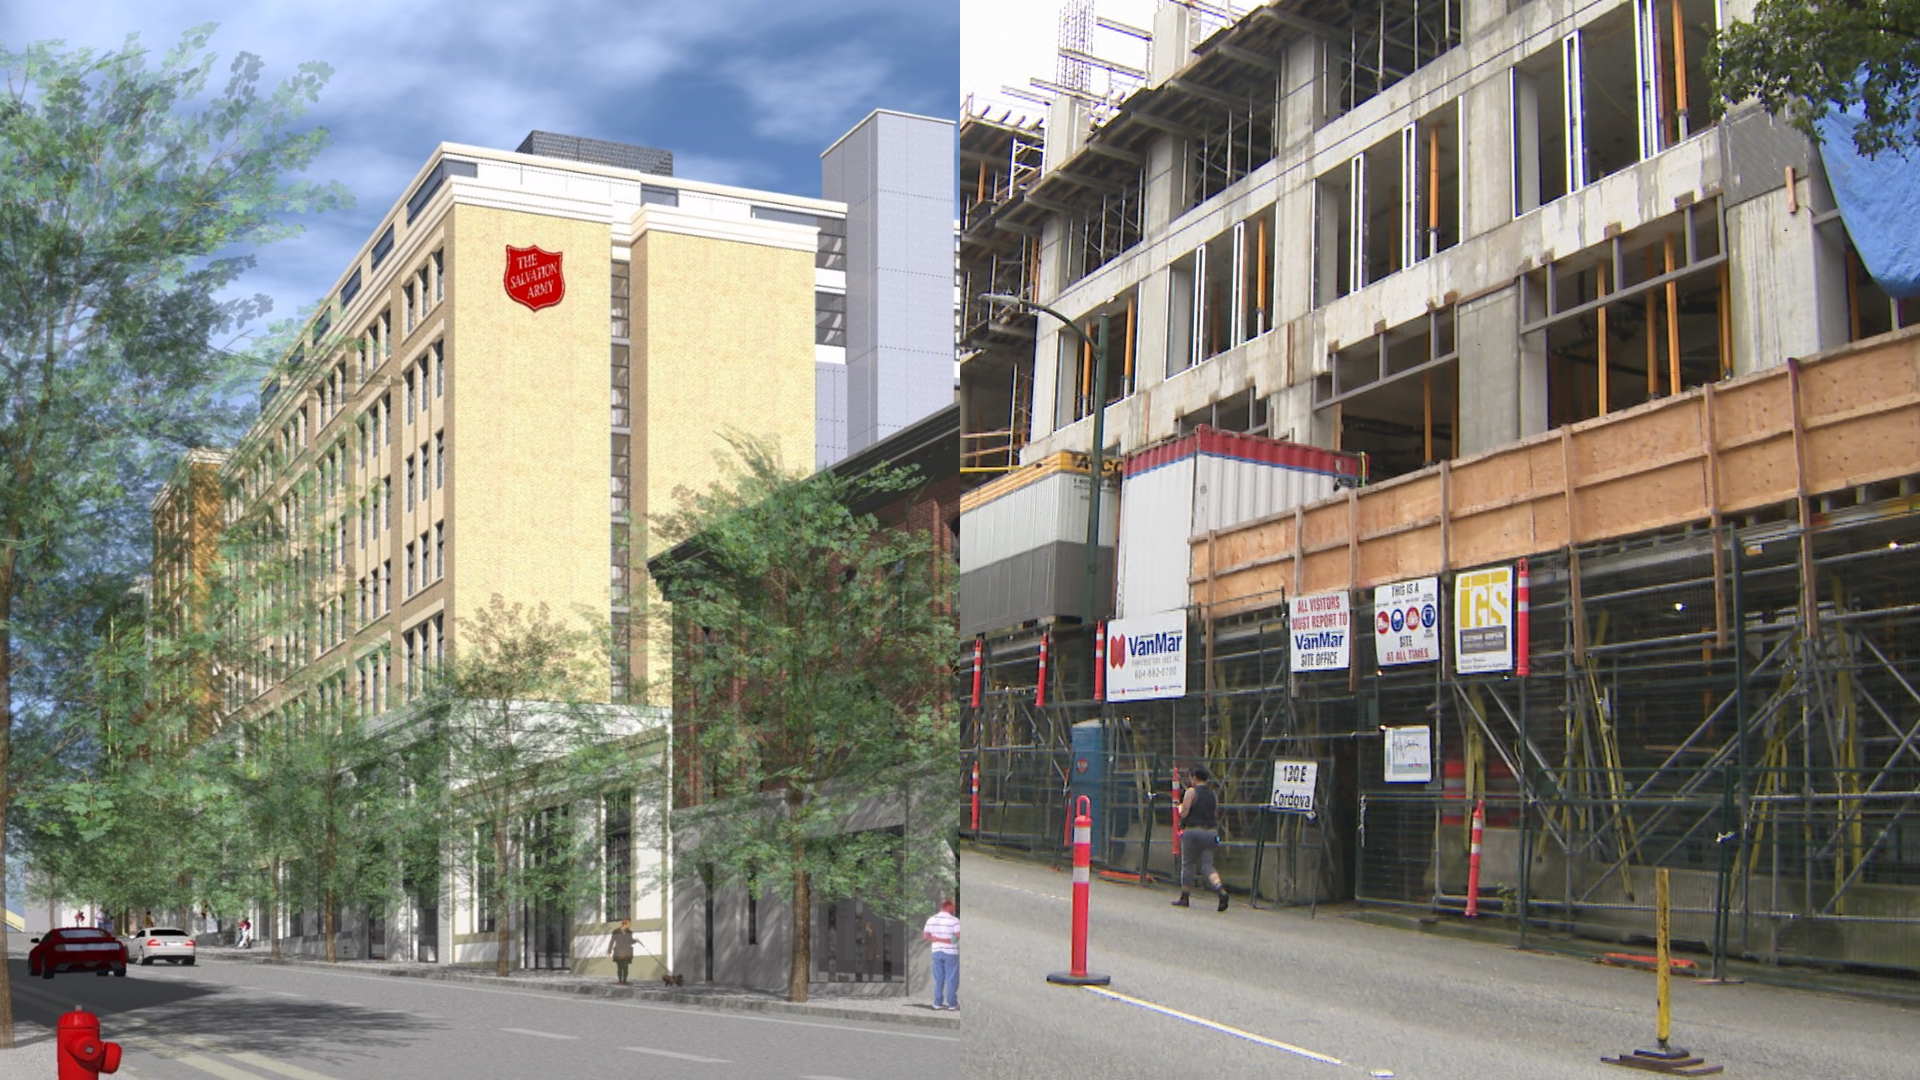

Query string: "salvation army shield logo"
[504, 245, 565, 311]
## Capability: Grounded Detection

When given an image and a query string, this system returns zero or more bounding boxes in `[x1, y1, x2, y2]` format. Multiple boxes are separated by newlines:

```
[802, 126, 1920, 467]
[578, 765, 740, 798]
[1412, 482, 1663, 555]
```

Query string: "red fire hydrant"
[57, 1009, 121, 1079]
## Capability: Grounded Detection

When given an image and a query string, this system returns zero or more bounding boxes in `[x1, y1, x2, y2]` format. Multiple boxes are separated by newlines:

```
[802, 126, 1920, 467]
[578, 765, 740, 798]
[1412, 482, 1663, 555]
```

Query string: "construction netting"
[960, 496, 1920, 975]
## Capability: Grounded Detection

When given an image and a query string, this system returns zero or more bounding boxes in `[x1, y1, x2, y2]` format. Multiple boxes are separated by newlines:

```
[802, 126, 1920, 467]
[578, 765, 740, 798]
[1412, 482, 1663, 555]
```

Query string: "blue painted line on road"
[1082, 985, 1346, 1067]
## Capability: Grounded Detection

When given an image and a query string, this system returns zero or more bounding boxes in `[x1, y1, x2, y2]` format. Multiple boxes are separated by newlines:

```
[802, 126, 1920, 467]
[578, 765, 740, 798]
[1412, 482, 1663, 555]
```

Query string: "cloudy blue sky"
[1, 0, 958, 350]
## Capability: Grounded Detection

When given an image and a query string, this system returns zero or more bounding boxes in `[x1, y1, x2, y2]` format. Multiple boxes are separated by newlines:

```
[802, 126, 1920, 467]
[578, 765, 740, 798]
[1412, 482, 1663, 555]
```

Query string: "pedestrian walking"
[922, 900, 960, 1011]
[1172, 766, 1229, 911]
[237, 918, 253, 949]
[610, 919, 635, 985]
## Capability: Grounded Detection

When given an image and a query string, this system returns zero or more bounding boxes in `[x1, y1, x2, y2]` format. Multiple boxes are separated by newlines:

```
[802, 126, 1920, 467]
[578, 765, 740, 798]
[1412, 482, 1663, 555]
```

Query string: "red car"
[28, 927, 128, 979]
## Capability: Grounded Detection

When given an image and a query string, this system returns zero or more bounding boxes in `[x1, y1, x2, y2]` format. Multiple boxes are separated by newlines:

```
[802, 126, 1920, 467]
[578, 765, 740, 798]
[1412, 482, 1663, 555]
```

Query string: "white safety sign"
[1373, 577, 1440, 666]
[1270, 759, 1319, 813]
[1289, 591, 1351, 672]
[1384, 725, 1434, 783]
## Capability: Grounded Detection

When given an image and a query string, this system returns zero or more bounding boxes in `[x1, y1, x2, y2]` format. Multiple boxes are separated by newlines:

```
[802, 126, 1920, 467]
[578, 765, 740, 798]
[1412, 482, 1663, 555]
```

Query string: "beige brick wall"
[631, 229, 817, 696]
[449, 205, 613, 702]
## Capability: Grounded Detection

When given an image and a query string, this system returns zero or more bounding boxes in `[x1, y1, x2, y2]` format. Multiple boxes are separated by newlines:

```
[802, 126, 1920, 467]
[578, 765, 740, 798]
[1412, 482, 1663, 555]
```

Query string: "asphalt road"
[963, 849, 1920, 1080]
[4, 951, 963, 1079]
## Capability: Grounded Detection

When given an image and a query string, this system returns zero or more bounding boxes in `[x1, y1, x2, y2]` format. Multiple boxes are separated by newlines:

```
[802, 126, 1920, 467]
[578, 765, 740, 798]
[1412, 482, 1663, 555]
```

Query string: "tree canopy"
[1711, 0, 1920, 157]
[653, 436, 956, 1002]
[0, 25, 346, 1044]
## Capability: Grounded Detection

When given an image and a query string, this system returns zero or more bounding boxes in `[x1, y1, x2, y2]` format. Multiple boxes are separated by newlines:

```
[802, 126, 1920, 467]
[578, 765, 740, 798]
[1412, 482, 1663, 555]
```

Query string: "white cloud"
[724, 43, 894, 143]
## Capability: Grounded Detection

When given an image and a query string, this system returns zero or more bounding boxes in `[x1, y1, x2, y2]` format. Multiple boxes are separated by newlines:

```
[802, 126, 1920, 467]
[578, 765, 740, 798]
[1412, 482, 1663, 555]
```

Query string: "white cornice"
[631, 206, 817, 254]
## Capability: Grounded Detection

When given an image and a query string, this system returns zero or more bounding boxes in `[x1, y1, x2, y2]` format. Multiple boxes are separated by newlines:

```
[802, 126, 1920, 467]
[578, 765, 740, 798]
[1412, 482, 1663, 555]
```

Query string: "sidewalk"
[1342, 904, 1920, 1010]
[208, 947, 961, 1030]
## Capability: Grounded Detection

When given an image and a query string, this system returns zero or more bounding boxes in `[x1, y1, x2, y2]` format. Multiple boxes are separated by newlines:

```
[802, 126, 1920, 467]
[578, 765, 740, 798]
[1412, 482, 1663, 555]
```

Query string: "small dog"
[662, 973, 685, 986]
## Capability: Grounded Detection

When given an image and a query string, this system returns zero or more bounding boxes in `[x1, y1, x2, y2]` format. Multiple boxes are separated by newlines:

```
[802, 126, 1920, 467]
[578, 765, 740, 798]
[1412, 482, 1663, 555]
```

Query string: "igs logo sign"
[1454, 565, 1513, 674]
[1105, 610, 1188, 702]
[504, 245, 566, 311]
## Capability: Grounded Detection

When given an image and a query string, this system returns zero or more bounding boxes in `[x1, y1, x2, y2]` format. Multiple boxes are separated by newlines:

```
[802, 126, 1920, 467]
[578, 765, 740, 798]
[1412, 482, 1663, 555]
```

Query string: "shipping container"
[1116, 427, 1362, 618]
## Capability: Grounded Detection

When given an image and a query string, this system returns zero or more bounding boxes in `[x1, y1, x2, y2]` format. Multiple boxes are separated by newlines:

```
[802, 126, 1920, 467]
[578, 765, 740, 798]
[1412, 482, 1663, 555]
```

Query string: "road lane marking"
[1082, 986, 1346, 1067]
[799, 1075, 861, 1079]
[256, 966, 961, 1041]
[502, 1027, 578, 1039]
[621, 1045, 730, 1063]
[176, 1037, 347, 1080]
[981, 882, 1068, 902]
[169, 1051, 270, 1080]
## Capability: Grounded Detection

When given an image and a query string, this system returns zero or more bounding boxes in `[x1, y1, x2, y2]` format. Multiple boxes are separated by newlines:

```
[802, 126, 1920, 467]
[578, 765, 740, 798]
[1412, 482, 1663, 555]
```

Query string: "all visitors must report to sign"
[1289, 591, 1351, 672]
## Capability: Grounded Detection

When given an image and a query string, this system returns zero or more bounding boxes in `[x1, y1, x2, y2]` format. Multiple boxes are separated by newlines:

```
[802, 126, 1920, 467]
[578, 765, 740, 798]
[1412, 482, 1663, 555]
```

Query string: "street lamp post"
[980, 294, 1112, 633]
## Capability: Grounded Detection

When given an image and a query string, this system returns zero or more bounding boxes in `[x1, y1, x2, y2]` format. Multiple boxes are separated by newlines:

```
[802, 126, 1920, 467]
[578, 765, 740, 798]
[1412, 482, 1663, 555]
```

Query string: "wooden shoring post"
[1664, 233, 1681, 396]
[1597, 261, 1611, 415]
[1205, 531, 1218, 694]
[1670, 0, 1690, 139]
[1428, 122, 1442, 258]
[1257, 213, 1270, 333]
[1080, 328, 1094, 418]
[975, 161, 988, 206]
[1846, 247, 1862, 342]
[1646, 248, 1660, 400]
[1787, 359, 1819, 637]
[1123, 294, 1137, 394]
[1292, 506, 1306, 598]
[1717, 261, 1733, 377]
[1348, 487, 1361, 693]
[1703, 383, 1729, 648]
[1424, 371, 1435, 463]
[1333, 401, 1345, 451]
[1562, 427, 1589, 665]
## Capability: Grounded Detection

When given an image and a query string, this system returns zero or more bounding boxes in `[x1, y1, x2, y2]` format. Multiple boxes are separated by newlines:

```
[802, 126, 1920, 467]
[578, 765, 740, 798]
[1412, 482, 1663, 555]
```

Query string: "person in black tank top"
[1173, 767, 1229, 911]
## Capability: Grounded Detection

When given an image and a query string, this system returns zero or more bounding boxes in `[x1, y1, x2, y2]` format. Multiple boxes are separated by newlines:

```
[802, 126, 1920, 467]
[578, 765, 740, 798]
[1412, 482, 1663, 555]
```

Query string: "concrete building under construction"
[958, 0, 1920, 977]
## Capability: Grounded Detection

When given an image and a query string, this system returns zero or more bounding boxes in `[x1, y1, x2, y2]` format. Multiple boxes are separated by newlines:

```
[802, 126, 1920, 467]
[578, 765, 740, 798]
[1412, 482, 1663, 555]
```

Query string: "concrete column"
[1044, 97, 1090, 175]
[1456, 283, 1547, 455]
[1725, 182, 1846, 374]
[1150, 3, 1199, 87]
[1280, 36, 1325, 150]
[1274, 182, 1318, 322]
[1461, 0, 1512, 41]
[1134, 267, 1172, 390]
[1143, 133, 1183, 235]
[1461, 69, 1515, 242]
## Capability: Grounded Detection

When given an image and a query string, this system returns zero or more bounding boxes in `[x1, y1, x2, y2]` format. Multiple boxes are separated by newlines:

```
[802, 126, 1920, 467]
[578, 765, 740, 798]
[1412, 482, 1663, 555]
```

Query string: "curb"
[214, 952, 961, 1031]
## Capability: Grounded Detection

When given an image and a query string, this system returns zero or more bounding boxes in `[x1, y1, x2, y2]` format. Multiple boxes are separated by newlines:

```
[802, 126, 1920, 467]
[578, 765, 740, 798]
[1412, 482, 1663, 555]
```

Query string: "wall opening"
[1314, 307, 1459, 480]
[1525, 201, 1730, 428]
[1066, 288, 1140, 423]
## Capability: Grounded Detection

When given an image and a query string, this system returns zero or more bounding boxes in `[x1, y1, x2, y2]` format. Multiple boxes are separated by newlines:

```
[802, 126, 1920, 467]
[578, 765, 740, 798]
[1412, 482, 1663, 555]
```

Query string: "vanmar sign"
[1105, 610, 1188, 702]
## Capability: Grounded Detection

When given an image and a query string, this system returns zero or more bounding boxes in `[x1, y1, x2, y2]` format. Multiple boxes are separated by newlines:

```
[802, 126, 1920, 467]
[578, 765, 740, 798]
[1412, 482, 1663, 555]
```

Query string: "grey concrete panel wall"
[959, 543, 1117, 636]
[815, 361, 847, 470]
[824, 111, 956, 456]
[1456, 284, 1547, 456]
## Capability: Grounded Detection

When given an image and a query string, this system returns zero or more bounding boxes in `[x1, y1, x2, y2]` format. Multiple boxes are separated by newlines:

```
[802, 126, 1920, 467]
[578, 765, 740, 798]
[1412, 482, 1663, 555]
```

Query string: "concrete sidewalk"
[206, 947, 961, 1030]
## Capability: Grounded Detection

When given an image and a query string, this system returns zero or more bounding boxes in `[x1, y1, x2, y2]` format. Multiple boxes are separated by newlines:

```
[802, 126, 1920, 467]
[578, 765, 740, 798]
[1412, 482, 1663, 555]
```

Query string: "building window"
[384, 478, 393, 530]
[382, 559, 392, 612]
[405, 368, 416, 419]
[433, 250, 444, 302]
[435, 522, 445, 579]
[383, 393, 392, 444]
[604, 790, 633, 922]
[435, 432, 445, 488]
[406, 455, 416, 510]
[420, 441, 431, 499]
[476, 828, 496, 933]
[403, 282, 415, 335]
[434, 342, 444, 397]
[405, 542, 416, 596]
[358, 577, 367, 625]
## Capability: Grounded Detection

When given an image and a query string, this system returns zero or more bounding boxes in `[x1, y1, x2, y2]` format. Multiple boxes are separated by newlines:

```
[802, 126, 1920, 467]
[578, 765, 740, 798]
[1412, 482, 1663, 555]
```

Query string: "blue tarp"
[1816, 104, 1920, 299]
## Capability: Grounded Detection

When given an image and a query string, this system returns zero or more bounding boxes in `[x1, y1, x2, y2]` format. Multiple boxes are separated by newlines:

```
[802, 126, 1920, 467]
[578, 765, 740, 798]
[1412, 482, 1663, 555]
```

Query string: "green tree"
[653, 437, 957, 1003]
[1711, 0, 1920, 156]
[418, 597, 659, 978]
[0, 27, 346, 1043]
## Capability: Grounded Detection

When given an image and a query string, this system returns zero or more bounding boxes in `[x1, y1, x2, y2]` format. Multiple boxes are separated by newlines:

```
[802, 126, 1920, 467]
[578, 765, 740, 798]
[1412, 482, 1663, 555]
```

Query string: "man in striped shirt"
[922, 900, 960, 1011]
